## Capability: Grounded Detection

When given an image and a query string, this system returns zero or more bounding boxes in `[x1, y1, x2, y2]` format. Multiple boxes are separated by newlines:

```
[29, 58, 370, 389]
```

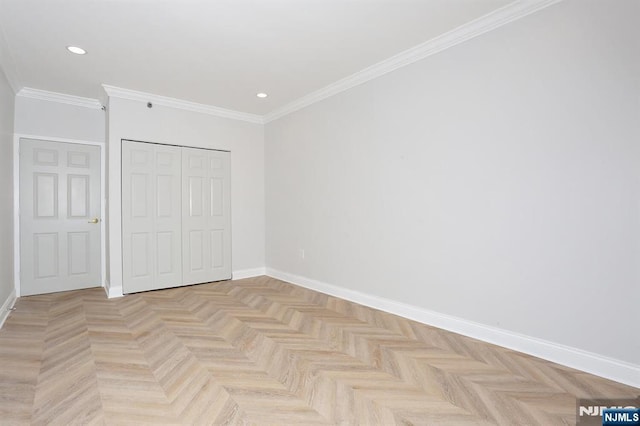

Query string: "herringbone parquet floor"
[0, 276, 636, 425]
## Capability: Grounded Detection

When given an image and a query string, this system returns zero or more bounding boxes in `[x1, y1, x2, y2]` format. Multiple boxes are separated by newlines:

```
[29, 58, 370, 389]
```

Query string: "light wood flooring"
[0, 276, 637, 425]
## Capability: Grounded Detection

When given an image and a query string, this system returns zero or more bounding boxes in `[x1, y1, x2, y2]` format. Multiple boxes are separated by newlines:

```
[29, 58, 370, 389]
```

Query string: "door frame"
[13, 134, 107, 297]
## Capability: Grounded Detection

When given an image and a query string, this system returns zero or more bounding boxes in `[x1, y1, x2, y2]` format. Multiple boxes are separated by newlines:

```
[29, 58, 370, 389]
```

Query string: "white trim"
[12, 136, 20, 297]
[102, 85, 264, 124]
[104, 268, 267, 298]
[233, 267, 266, 280]
[17, 87, 103, 110]
[105, 267, 267, 297]
[0, 289, 17, 329]
[13, 134, 107, 297]
[104, 281, 123, 299]
[266, 268, 640, 389]
[263, 0, 563, 123]
[2, 1, 561, 123]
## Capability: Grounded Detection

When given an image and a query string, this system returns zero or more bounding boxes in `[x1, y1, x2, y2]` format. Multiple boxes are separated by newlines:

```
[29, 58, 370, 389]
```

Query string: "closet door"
[122, 141, 182, 293]
[182, 148, 232, 285]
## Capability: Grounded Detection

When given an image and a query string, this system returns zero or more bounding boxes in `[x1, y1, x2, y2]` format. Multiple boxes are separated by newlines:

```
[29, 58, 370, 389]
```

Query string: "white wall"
[14, 96, 105, 142]
[0, 66, 15, 312]
[265, 0, 640, 367]
[107, 96, 265, 296]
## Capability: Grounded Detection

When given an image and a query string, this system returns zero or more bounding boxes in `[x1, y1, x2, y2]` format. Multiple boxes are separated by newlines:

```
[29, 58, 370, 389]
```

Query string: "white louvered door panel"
[182, 148, 231, 285]
[122, 141, 182, 293]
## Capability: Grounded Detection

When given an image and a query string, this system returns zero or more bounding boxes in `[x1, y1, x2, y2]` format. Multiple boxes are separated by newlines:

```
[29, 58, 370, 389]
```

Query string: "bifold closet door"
[122, 141, 182, 293]
[182, 147, 232, 285]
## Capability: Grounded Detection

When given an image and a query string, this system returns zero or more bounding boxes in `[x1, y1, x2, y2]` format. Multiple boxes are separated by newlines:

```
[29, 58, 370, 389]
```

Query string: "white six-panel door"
[182, 147, 232, 285]
[122, 141, 182, 293]
[19, 139, 102, 296]
[121, 141, 231, 294]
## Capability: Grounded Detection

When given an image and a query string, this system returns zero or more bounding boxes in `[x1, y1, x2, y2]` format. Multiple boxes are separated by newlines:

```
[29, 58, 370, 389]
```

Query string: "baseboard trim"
[103, 281, 124, 299]
[102, 268, 267, 298]
[0, 289, 17, 329]
[233, 267, 267, 280]
[266, 268, 639, 389]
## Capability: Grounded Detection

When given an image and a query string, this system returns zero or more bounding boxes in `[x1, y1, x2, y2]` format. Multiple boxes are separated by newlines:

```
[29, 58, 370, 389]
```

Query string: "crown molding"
[102, 85, 264, 124]
[264, 0, 563, 123]
[17, 87, 103, 109]
[9, 0, 560, 122]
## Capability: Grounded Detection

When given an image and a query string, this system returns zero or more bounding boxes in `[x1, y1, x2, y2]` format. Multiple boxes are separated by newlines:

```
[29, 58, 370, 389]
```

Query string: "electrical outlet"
[298, 249, 305, 260]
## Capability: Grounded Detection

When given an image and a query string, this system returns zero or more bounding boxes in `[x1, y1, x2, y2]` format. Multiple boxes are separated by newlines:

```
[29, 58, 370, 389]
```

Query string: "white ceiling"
[0, 0, 514, 115]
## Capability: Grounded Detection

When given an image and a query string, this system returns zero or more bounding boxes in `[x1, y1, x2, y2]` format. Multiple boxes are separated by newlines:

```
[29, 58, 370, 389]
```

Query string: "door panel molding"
[121, 141, 182, 293]
[13, 134, 106, 297]
[121, 140, 231, 294]
[182, 147, 232, 286]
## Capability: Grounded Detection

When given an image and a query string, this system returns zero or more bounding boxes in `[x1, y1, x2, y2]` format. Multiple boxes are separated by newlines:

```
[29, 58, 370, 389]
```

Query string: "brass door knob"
[88, 218, 100, 224]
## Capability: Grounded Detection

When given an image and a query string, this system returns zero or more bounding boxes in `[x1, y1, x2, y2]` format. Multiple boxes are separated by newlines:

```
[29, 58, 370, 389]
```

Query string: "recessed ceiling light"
[66, 46, 87, 55]
[256, 92, 268, 98]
